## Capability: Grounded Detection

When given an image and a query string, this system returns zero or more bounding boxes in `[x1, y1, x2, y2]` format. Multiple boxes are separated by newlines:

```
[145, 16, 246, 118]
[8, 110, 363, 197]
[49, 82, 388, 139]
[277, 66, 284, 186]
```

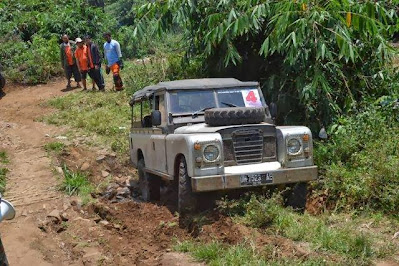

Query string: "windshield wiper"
[221, 102, 238, 107]
[192, 106, 214, 118]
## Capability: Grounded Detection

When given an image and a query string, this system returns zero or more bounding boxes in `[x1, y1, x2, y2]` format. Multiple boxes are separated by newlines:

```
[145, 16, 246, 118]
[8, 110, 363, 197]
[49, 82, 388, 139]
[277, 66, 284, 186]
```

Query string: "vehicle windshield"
[169, 87, 264, 114]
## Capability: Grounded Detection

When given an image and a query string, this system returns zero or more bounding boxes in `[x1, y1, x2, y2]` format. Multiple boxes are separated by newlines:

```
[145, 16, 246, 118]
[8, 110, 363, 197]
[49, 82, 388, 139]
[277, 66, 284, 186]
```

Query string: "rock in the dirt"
[60, 212, 69, 222]
[102, 170, 110, 178]
[80, 161, 90, 171]
[96, 155, 106, 163]
[21, 209, 28, 217]
[47, 210, 61, 221]
[108, 152, 117, 158]
[70, 199, 82, 211]
[99, 220, 113, 229]
[126, 177, 137, 188]
[116, 187, 130, 197]
[393, 231, 399, 239]
[56, 167, 63, 175]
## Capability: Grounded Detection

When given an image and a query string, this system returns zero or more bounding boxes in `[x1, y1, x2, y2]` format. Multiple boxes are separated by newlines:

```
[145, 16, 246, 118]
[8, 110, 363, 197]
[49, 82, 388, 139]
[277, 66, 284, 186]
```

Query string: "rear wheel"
[137, 158, 160, 201]
[284, 182, 307, 213]
[178, 157, 199, 217]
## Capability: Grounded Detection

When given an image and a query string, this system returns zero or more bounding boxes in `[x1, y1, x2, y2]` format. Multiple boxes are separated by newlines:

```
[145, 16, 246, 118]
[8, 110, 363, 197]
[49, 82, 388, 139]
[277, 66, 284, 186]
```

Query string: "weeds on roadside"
[0, 151, 9, 164]
[60, 165, 94, 204]
[174, 239, 334, 265]
[0, 150, 9, 193]
[217, 194, 374, 261]
[44, 142, 65, 153]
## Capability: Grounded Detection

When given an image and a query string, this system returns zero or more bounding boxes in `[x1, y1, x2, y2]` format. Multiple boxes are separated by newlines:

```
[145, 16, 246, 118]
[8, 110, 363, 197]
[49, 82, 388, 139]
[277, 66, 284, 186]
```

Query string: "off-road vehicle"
[129, 78, 317, 214]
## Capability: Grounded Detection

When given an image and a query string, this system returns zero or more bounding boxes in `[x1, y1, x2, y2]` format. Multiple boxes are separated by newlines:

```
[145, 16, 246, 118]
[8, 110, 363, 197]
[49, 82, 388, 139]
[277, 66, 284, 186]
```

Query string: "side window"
[155, 94, 167, 126]
[132, 100, 152, 128]
[141, 100, 152, 128]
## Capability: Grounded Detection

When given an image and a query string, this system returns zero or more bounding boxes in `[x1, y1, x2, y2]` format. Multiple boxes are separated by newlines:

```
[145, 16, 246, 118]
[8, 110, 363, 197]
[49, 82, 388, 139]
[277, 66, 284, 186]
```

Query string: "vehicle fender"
[166, 133, 222, 178]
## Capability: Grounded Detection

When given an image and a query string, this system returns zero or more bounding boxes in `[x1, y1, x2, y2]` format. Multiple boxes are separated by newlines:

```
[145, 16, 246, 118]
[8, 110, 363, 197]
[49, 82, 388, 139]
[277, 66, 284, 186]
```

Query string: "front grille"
[232, 129, 264, 164]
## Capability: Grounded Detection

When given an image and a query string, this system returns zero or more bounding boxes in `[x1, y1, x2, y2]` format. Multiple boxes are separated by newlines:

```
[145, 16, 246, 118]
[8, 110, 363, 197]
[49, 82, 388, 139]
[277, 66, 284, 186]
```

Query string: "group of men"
[60, 33, 124, 91]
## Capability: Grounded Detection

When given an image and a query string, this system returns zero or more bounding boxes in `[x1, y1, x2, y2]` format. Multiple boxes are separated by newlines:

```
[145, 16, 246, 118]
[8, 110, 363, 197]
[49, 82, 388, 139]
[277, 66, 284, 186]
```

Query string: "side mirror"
[0, 199, 16, 222]
[319, 127, 328, 139]
[269, 102, 277, 120]
[151, 110, 162, 127]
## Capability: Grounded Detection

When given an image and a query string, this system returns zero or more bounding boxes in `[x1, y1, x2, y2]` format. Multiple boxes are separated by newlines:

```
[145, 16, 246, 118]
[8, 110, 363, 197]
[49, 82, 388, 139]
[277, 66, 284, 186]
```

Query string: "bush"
[0, 0, 117, 84]
[314, 97, 399, 214]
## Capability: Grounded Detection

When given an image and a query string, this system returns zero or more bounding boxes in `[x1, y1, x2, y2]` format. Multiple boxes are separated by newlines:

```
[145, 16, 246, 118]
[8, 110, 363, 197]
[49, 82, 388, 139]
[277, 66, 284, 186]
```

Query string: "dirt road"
[0, 81, 205, 265]
[0, 80, 80, 265]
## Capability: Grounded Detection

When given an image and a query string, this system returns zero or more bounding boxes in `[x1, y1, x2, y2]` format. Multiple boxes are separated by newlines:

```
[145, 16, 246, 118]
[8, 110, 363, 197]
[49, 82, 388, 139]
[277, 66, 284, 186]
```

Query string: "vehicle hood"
[174, 123, 275, 134]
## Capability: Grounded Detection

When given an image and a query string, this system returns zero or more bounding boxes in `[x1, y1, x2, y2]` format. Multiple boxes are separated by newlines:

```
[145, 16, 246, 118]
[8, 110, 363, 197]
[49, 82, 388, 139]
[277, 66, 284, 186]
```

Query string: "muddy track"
[0, 81, 204, 265]
[0, 80, 77, 265]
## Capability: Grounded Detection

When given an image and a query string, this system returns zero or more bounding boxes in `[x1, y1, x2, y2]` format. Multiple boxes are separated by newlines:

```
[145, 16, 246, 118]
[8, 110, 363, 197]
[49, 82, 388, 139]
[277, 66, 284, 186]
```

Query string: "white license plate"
[240, 173, 273, 186]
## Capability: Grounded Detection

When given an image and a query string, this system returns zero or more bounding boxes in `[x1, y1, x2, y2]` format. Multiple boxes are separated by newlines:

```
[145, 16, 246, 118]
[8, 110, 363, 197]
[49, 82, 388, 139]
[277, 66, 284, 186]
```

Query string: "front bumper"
[191, 165, 318, 192]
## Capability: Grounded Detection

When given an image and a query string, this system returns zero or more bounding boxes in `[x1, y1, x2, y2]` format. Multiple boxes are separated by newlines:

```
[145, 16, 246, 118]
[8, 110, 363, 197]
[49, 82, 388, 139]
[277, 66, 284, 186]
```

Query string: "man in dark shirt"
[84, 35, 105, 91]
[60, 34, 81, 89]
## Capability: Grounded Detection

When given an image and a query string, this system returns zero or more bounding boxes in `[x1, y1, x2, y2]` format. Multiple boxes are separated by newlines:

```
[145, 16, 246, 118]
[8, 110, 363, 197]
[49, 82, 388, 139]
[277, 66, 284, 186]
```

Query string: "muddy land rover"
[129, 78, 317, 215]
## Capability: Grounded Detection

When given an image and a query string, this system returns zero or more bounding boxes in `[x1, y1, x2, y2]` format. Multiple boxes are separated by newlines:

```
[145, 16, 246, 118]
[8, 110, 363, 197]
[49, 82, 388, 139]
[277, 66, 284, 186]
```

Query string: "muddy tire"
[284, 182, 307, 213]
[137, 159, 160, 201]
[204, 107, 265, 126]
[177, 157, 198, 217]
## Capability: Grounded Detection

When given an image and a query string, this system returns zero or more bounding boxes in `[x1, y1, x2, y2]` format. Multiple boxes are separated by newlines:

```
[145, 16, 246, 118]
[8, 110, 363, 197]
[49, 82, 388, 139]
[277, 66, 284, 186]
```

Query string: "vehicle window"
[216, 87, 264, 108]
[155, 94, 167, 125]
[169, 90, 215, 113]
[141, 100, 152, 127]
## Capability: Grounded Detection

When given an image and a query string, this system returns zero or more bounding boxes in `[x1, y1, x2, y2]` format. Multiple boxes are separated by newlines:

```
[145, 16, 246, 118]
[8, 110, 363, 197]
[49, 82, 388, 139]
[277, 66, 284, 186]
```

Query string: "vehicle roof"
[130, 78, 259, 104]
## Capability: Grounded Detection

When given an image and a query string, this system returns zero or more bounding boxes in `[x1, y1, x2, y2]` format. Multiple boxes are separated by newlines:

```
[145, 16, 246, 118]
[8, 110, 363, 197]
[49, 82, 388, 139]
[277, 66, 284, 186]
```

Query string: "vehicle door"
[148, 93, 168, 173]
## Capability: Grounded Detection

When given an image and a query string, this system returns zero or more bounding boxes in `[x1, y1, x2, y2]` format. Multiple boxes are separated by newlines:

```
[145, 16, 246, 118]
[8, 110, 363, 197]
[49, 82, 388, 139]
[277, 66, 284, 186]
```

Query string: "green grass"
[0, 150, 8, 193]
[174, 240, 344, 265]
[60, 165, 94, 204]
[41, 59, 172, 154]
[0, 168, 8, 194]
[0, 151, 8, 164]
[215, 194, 397, 263]
[44, 142, 65, 153]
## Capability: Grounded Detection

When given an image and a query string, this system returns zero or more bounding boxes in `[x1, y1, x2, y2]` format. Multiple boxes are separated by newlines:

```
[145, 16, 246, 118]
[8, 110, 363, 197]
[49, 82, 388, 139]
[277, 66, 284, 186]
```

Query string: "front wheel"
[284, 182, 307, 213]
[178, 157, 199, 217]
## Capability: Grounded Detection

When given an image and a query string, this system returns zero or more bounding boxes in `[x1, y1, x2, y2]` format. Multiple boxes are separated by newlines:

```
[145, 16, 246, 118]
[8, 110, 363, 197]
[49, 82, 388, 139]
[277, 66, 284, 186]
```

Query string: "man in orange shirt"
[74, 38, 93, 91]
[60, 34, 81, 89]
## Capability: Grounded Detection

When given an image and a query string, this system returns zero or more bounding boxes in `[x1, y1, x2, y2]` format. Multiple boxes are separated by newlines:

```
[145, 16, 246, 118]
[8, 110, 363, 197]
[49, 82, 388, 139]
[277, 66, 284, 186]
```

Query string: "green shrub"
[314, 98, 399, 214]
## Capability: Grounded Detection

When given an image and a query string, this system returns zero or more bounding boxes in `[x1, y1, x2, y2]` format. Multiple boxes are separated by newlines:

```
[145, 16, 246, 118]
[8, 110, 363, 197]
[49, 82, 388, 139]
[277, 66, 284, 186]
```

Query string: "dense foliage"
[0, 0, 116, 84]
[135, 0, 399, 127]
[314, 97, 399, 214]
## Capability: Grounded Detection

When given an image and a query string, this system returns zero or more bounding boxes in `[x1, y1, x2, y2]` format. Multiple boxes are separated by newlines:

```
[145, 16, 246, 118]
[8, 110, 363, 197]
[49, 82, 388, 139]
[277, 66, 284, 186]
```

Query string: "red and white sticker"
[242, 90, 262, 107]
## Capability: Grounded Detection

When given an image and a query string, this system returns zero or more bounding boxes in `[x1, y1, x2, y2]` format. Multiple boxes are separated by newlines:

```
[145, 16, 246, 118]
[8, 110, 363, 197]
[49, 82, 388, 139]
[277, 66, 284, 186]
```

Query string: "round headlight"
[287, 138, 301, 154]
[203, 145, 220, 162]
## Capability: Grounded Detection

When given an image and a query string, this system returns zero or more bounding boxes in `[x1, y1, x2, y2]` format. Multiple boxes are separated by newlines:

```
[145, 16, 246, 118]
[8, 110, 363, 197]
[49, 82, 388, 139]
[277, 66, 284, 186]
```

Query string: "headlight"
[287, 138, 301, 155]
[203, 145, 220, 162]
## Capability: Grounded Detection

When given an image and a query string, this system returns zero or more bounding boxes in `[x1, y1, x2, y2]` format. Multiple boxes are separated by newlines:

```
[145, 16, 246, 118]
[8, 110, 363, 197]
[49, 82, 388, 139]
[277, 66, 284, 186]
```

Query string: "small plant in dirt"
[60, 165, 94, 204]
[0, 167, 8, 194]
[0, 150, 9, 193]
[0, 151, 9, 164]
[44, 142, 65, 153]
